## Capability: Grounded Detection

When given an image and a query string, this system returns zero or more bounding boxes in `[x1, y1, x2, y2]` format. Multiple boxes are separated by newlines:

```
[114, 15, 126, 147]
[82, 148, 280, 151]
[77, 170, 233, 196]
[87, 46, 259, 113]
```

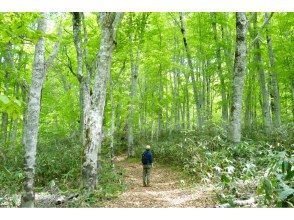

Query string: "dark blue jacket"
[142, 150, 153, 165]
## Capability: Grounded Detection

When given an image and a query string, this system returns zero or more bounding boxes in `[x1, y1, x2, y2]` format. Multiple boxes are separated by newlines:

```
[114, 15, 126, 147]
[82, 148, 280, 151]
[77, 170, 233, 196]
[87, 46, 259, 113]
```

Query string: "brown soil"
[102, 155, 217, 208]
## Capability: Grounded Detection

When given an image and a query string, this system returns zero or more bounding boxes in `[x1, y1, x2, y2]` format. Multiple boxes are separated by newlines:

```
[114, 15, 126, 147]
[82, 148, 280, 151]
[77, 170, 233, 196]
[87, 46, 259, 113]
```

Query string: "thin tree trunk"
[1, 43, 13, 146]
[211, 12, 228, 124]
[157, 29, 163, 137]
[82, 12, 123, 190]
[72, 12, 84, 142]
[228, 12, 248, 143]
[10, 48, 24, 148]
[72, 12, 91, 147]
[291, 79, 294, 120]
[265, 12, 281, 128]
[245, 66, 254, 129]
[110, 61, 125, 165]
[158, 63, 163, 138]
[110, 75, 115, 166]
[252, 12, 272, 134]
[127, 13, 148, 157]
[10, 84, 20, 148]
[21, 13, 48, 208]
[179, 12, 202, 127]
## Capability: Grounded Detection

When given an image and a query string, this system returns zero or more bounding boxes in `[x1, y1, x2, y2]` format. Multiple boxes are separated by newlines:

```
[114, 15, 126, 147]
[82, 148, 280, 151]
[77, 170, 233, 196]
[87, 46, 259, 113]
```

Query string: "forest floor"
[0, 155, 218, 208]
[102, 155, 218, 208]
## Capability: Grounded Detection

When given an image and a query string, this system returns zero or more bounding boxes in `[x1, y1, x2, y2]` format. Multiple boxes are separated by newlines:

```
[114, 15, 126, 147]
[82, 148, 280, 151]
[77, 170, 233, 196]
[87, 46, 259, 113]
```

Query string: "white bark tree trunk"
[72, 12, 91, 146]
[228, 12, 248, 143]
[20, 12, 48, 208]
[82, 12, 123, 190]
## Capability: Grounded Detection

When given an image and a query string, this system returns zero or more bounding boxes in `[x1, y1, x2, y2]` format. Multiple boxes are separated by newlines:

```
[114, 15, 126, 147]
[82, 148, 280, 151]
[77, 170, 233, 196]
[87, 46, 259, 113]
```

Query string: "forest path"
[102, 155, 217, 208]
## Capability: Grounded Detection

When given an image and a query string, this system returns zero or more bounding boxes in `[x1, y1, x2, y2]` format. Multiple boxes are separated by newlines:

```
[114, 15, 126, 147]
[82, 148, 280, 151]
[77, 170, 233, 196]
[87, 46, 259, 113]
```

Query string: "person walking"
[141, 145, 153, 187]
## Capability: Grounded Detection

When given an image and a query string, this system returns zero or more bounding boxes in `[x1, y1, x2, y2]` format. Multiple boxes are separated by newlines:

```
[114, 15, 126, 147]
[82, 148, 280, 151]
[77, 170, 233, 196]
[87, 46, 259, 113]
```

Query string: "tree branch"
[64, 45, 80, 81]
[250, 12, 274, 46]
[45, 21, 63, 71]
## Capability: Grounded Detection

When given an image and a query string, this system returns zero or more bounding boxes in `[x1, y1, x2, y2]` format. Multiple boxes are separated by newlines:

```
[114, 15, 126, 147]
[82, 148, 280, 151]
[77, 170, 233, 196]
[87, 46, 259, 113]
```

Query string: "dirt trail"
[103, 155, 217, 208]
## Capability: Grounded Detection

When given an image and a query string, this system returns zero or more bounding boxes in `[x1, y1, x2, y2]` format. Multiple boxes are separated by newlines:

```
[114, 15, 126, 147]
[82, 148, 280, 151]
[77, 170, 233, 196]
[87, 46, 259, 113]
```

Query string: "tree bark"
[228, 12, 248, 143]
[82, 12, 123, 190]
[179, 12, 203, 127]
[72, 12, 91, 147]
[110, 76, 116, 166]
[21, 12, 48, 208]
[291, 79, 294, 120]
[1, 43, 14, 146]
[72, 12, 84, 142]
[265, 12, 281, 129]
[252, 12, 272, 134]
[211, 12, 228, 124]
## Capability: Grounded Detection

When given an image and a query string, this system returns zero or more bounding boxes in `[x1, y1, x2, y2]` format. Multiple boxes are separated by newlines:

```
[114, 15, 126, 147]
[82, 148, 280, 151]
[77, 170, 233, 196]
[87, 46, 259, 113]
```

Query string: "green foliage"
[257, 151, 294, 207]
[64, 163, 126, 208]
[1, 12, 294, 208]
[141, 123, 293, 207]
[0, 94, 23, 119]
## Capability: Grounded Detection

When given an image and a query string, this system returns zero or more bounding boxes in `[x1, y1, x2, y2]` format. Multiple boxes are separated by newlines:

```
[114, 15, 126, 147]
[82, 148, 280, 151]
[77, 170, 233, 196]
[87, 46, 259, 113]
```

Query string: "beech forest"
[0, 12, 293, 208]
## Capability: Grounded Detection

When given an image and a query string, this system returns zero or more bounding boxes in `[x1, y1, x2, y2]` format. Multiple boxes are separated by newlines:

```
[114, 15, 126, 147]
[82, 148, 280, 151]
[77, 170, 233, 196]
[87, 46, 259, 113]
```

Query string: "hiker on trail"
[141, 145, 153, 187]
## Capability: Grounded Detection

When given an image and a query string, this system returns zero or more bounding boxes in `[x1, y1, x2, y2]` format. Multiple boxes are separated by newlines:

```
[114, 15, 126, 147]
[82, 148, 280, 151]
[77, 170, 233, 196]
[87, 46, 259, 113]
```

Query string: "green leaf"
[0, 94, 10, 105]
[263, 178, 273, 200]
[278, 187, 294, 201]
[221, 173, 230, 184]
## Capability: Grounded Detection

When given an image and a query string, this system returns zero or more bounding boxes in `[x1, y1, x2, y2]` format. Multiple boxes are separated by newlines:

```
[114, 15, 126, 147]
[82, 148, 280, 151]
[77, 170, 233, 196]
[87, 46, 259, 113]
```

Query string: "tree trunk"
[211, 12, 228, 124]
[228, 12, 248, 143]
[265, 12, 281, 129]
[291, 79, 294, 120]
[157, 64, 163, 138]
[110, 76, 115, 165]
[10, 84, 20, 148]
[1, 113, 8, 146]
[252, 12, 272, 134]
[72, 12, 91, 147]
[21, 13, 48, 208]
[245, 65, 254, 129]
[82, 12, 123, 190]
[1, 43, 13, 146]
[127, 13, 148, 157]
[179, 12, 202, 127]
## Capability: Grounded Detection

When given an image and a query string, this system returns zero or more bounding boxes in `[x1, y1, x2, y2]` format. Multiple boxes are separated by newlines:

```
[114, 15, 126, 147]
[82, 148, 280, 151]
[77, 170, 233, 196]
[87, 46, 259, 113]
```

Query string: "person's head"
[145, 145, 151, 150]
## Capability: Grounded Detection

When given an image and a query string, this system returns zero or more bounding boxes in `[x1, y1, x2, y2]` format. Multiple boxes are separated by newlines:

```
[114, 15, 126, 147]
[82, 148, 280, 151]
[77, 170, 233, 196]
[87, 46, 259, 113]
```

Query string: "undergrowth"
[1, 122, 293, 207]
[133, 122, 294, 207]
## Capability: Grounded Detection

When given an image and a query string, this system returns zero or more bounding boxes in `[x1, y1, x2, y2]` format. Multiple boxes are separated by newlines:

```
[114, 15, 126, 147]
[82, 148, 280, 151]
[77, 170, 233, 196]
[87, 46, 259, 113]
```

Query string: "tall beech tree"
[21, 12, 62, 207]
[228, 12, 248, 143]
[0, 13, 293, 205]
[82, 12, 123, 190]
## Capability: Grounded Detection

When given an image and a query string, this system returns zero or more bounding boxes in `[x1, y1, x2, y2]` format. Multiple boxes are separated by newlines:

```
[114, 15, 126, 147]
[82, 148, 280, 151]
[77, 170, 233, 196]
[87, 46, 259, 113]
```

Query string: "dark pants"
[143, 164, 152, 186]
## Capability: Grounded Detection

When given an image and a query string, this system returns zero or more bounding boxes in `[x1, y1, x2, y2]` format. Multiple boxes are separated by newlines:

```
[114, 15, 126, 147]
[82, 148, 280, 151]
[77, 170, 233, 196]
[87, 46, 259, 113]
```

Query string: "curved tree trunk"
[82, 12, 123, 190]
